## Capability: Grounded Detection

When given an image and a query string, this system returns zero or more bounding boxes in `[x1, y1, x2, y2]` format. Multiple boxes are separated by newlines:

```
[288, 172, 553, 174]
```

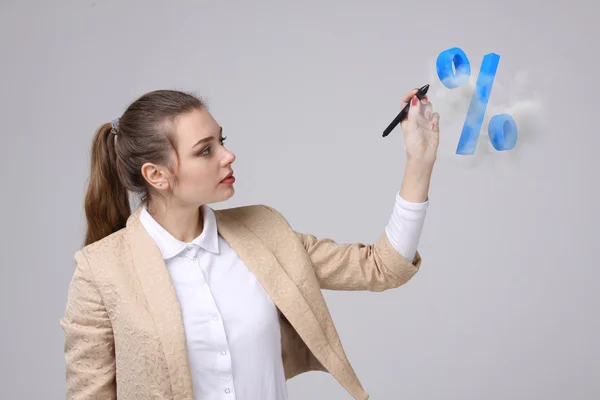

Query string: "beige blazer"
[60, 203, 422, 400]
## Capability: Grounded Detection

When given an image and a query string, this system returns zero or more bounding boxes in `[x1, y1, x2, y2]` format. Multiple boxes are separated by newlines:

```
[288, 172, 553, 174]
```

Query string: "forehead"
[175, 108, 220, 146]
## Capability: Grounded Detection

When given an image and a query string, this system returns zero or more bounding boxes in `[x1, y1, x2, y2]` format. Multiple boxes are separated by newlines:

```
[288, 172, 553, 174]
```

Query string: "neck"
[146, 200, 204, 243]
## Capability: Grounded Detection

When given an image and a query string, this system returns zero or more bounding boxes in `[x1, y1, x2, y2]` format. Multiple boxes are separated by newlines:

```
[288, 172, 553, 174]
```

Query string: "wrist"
[399, 159, 434, 203]
[406, 156, 436, 171]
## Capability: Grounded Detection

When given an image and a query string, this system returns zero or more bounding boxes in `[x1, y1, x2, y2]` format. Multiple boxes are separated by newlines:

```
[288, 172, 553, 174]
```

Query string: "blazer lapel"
[214, 209, 366, 398]
[126, 208, 195, 400]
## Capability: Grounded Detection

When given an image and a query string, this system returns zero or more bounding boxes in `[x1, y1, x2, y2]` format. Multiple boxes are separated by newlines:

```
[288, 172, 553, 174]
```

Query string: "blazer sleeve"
[261, 204, 422, 292]
[295, 230, 422, 291]
[59, 250, 117, 399]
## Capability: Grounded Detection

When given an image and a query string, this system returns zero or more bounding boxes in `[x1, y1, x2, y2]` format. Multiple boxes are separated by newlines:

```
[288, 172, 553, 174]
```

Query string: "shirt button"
[213, 316, 218, 321]
[225, 389, 231, 394]
[221, 350, 227, 355]
[191, 255, 197, 260]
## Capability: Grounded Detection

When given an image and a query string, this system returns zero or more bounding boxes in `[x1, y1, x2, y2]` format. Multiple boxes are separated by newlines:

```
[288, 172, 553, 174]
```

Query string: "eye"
[199, 136, 227, 156]
[199, 146, 212, 156]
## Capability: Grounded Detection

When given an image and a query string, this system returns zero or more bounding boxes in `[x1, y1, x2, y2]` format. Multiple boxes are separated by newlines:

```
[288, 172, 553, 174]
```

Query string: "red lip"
[221, 171, 234, 182]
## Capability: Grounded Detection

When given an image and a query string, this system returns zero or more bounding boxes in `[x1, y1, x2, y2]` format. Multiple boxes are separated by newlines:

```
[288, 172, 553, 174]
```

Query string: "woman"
[60, 88, 440, 400]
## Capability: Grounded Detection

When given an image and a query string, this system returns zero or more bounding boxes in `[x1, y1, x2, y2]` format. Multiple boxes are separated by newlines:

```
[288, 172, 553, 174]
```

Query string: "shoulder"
[214, 203, 291, 228]
[75, 228, 128, 265]
[214, 203, 283, 217]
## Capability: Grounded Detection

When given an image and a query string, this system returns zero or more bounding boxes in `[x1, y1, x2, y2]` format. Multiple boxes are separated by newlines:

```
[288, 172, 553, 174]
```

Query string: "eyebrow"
[192, 126, 223, 149]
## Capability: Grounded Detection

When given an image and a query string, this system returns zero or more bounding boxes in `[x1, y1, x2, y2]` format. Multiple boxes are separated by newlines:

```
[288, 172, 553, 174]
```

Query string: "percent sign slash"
[436, 47, 518, 155]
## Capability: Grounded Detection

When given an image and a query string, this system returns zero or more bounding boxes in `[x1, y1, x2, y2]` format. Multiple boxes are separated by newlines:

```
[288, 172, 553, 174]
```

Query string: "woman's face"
[160, 107, 236, 208]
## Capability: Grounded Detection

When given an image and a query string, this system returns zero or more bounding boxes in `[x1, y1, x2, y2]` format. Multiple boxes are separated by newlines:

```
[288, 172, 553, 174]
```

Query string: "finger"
[420, 95, 428, 104]
[430, 112, 440, 131]
[422, 101, 434, 120]
[407, 95, 423, 121]
[401, 88, 420, 109]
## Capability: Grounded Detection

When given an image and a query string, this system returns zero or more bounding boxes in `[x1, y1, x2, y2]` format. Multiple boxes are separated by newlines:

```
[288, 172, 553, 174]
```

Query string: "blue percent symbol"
[436, 47, 518, 155]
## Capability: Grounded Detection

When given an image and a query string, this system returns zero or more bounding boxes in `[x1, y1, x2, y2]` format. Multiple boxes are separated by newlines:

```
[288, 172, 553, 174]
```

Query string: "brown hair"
[83, 89, 205, 246]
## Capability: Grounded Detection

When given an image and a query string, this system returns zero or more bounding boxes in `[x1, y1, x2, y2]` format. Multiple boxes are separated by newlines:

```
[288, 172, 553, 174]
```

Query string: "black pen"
[382, 84, 430, 137]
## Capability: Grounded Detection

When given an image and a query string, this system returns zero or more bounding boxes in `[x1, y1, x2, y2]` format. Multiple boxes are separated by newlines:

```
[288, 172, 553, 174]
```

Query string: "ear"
[141, 162, 169, 190]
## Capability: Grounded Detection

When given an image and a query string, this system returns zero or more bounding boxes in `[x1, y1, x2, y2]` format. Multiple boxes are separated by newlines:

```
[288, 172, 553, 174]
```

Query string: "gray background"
[1, 0, 599, 398]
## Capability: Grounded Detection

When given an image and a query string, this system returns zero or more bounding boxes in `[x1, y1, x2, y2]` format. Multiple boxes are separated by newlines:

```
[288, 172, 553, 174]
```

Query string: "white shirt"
[139, 192, 428, 400]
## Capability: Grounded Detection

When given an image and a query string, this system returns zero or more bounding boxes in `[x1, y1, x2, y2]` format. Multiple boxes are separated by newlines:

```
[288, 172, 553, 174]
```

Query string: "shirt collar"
[139, 204, 220, 260]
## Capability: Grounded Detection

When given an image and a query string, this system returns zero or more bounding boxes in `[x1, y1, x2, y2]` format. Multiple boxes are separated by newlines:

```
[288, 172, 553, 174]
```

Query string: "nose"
[221, 148, 236, 166]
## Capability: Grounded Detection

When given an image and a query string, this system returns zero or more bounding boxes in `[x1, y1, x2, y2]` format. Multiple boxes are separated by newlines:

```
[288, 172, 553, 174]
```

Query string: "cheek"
[179, 159, 214, 188]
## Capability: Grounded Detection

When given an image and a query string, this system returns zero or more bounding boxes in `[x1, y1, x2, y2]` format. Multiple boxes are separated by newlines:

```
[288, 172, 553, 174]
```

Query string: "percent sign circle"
[436, 47, 518, 155]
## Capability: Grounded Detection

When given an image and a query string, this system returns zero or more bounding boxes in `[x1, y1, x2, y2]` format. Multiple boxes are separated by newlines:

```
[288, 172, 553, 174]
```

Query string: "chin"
[212, 187, 236, 204]
[222, 189, 235, 200]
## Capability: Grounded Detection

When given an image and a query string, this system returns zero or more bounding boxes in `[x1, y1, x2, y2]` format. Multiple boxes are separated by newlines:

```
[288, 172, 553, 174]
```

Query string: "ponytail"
[84, 122, 131, 246]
